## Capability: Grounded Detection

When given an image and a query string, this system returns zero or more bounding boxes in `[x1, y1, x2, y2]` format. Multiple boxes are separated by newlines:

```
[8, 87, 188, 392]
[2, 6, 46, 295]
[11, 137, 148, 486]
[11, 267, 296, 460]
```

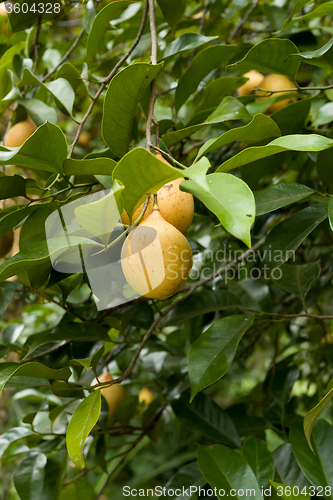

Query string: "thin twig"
[69, 0, 149, 157]
[227, 0, 259, 43]
[41, 27, 85, 82]
[146, 0, 158, 151]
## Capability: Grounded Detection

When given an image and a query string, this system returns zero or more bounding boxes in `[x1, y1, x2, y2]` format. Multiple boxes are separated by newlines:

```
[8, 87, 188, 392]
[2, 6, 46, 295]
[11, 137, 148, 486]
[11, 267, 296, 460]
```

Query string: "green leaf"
[87, 1, 133, 67]
[102, 63, 163, 158]
[242, 437, 275, 489]
[24, 322, 110, 359]
[329, 196, 333, 232]
[193, 76, 247, 115]
[40, 449, 67, 500]
[0, 122, 67, 173]
[14, 452, 47, 500]
[19, 98, 58, 126]
[189, 315, 254, 401]
[0, 282, 17, 317]
[18, 69, 75, 116]
[163, 97, 251, 147]
[273, 443, 310, 487]
[281, 0, 312, 30]
[304, 382, 333, 452]
[264, 204, 328, 266]
[290, 420, 333, 493]
[218, 134, 333, 172]
[162, 290, 241, 326]
[312, 102, 333, 128]
[271, 262, 321, 301]
[197, 445, 263, 500]
[171, 392, 241, 448]
[71, 346, 105, 371]
[0, 236, 100, 282]
[175, 45, 236, 111]
[286, 37, 333, 70]
[270, 481, 310, 500]
[112, 147, 183, 217]
[156, 0, 188, 29]
[0, 174, 26, 200]
[63, 158, 117, 177]
[226, 38, 300, 79]
[74, 182, 124, 245]
[254, 184, 314, 216]
[181, 173, 255, 247]
[197, 114, 281, 161]
[0, 205, 38, 239]
[0, 362, 71, 396]
[162, 33, 219, 63]
[165, 462, 205, 500]
[0, 427, 33, 459]
[288, 2, 333, 25]
[272, 97, 312, 135]
[66, 391, 101, 469]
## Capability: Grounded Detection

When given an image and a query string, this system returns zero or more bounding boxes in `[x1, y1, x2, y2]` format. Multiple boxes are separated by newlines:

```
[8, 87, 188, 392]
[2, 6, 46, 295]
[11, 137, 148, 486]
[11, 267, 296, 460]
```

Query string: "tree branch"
[146, 0, 158, 150]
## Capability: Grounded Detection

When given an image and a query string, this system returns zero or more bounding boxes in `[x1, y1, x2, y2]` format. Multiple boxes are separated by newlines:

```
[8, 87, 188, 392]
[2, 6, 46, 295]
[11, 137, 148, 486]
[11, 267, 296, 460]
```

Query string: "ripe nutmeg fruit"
[121, 206, 193, 300]
[256, 73, 296, 114]
[237, 70, 264, 96]
[4, 117, 37, 148]
[91, 371, 126, 419]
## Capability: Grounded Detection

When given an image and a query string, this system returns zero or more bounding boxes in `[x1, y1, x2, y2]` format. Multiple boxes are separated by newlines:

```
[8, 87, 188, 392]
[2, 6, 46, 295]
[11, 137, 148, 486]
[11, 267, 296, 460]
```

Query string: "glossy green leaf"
[171, 392, 241, 448]
[0, 122, 67, 173]
[163, 97, 251, 147]
[66, 390, 101, 469]
[254, 184, 314, 216]
[329, 196, 333, 231]
[162, 290, 242, 326]
[165, 462, 205, 500]
[272, 97, 312, 135]
[0, 427, 33, 459]
[74, 182, 124, 245]
[18, 69, 75, 116]
[264, 204, 328, 266]
[0, 362, 71, 395]
[163, 33, 218, 63]
[156, 0, 187, 29]
[0, 174, 26, 199]
[313, 102, 333, 127]
[194, 76, 247, 115]
[242, 437, 275, 489]
[270, 481, 310, 500]
[112, 147, 183, 217]
[273, 443, 309, 487]
[304, 382, 333, 451]
[226, 38, 300, 79]
[181, 173, 255, 247]
[281, 0, 312, 30]
[63, 158, 117, 177]
[59, 477, 96, 500]
[0, 205, 38, 239]
[71, 346, 105, 371]
[102, 63, 163, 158]
[19, 98, 58, 126]
[290, 420, 333, 493]
[271, 261, 320, 300]
[287, 37, 333, 70]
[189, 315, 254, 401]
[14, 452, 47, 500]
[197, 445, 263, 500]
[24, 322, 110, 359]
[175, 45, 236, 111]
[87, 1, 133, 67]
[218, 134, 333, 172]
[289, 2, 333, 25]
[196, 114, 281, 161]
[0, 282, 17, 317]
[0, 236, 100, 282]
[40, 449, 67, 500]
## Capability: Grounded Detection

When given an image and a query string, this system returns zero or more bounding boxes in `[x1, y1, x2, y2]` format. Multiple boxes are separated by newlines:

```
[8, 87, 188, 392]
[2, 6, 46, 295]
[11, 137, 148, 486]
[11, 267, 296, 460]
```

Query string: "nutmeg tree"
[1, 1, 333, 499]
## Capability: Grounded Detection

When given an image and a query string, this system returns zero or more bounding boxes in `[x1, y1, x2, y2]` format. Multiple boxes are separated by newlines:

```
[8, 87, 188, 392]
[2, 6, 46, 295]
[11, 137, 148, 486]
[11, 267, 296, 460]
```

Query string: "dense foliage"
[1, 0, 333, 499]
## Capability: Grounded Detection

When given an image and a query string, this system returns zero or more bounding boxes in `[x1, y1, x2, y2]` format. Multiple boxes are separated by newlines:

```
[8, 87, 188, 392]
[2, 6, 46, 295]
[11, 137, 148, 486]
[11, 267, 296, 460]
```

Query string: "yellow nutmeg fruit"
[4, 118, 37, 148]
[121, 208, 193, 300]
[0, 230, 14, 258]
[237, 70, 264, 97]
[256, 73, 296, 114]
[0, 2, 7, 15]
[91, 371, 126, 419]
[121, 153, 194, 234]
[138, 387, 154, 409]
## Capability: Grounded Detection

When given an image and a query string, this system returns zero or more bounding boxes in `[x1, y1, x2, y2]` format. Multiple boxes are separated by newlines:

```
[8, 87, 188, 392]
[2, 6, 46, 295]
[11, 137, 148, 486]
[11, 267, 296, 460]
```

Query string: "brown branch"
[146, 0, 158, 151]
[41, 27, 85, 83]
[69, 0, 149, 157]
[227, 0, 259, 43]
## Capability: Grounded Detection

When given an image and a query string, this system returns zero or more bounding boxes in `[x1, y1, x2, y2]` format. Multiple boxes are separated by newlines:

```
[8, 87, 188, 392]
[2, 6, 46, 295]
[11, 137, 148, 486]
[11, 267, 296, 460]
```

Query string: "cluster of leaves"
[1, 0, 333, 499]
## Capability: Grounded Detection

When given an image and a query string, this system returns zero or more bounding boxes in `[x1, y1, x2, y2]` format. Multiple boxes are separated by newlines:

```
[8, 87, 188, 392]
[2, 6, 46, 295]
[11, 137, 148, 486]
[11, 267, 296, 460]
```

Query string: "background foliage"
[1, 0, 333, 499]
